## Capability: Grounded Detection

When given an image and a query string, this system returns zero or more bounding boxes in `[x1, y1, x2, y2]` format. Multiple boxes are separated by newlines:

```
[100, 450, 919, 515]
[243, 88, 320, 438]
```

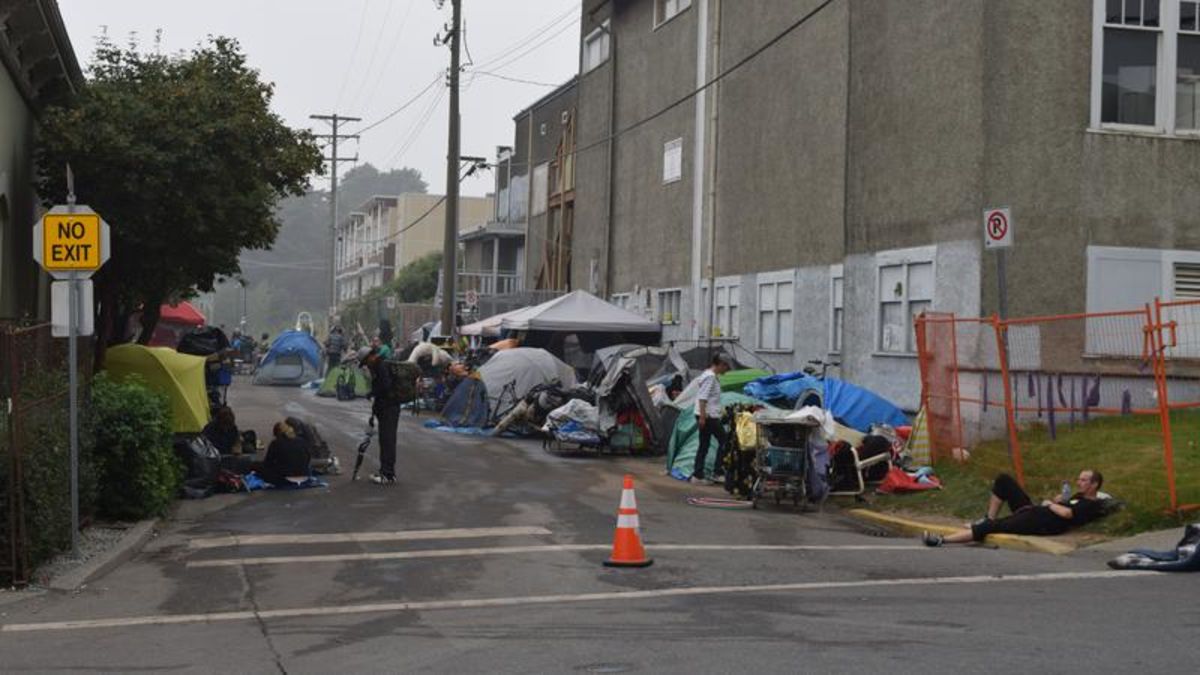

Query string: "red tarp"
[137, 301, 207, 348]
[159, 301, 206, 326]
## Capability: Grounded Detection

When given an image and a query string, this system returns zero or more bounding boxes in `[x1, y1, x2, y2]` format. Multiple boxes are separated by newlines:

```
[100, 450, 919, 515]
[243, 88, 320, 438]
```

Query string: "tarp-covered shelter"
[743, 372, 908, 432]
[104, 344, 210, 433]
[254, 330, 322, 386]
[440, 376, 490, 428]
[317, 362, 371, 399]
[477, 348, 576, 417]
[594, 345, 689, 452]
[501, 290, 661, 354]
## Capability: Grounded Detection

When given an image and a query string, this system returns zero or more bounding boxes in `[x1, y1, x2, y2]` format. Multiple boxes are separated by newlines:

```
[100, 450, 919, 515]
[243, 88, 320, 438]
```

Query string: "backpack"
[385, 359, 421, 404]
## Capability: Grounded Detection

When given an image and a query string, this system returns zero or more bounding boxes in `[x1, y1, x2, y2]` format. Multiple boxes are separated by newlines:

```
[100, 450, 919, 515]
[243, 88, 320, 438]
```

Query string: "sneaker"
[370, 474, 397, 486]
[967, 516, 992, 529]
[921, 531, 944, 547]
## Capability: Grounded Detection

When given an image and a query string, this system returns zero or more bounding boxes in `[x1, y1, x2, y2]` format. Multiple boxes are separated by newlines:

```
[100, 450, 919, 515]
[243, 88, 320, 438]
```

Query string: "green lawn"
[872, 410, 1200, 537]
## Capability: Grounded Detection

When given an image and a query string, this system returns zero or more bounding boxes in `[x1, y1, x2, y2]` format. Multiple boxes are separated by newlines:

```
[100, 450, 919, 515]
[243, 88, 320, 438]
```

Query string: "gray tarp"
[501, 290, 661, 333]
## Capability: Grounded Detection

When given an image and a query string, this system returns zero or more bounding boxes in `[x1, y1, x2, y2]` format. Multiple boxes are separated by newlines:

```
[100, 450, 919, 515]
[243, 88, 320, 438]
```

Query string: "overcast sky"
[58, 0, 582, 197]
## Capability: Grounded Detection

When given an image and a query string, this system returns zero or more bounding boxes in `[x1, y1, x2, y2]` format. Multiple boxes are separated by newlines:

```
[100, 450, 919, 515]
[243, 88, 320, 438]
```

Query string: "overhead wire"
[470, 4, 579, 71]
[354, 0, 419, 120]
[345, 0, 398, 114]
[382, 84, 446, 169]
[354, 75, 442, 135]
[478, 17, 580, 75]
[335, 0, 372, 108]
[466, 71, 562, 88]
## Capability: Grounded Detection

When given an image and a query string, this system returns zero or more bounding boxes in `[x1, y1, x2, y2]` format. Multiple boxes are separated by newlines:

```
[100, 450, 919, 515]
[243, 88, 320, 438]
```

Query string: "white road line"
[0, 571, 1152, 633]
[187, 526, 554, 550]
[186, 544, 929, 568]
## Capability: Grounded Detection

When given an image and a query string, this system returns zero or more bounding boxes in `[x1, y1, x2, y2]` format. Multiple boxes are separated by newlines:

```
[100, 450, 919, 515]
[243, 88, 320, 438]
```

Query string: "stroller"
[748, 408, 830, 512]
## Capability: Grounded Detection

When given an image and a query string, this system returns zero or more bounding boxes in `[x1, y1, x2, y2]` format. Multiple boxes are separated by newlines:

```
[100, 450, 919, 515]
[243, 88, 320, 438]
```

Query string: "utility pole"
[309, 113, 360, 327]
[436, 0, 462, 337]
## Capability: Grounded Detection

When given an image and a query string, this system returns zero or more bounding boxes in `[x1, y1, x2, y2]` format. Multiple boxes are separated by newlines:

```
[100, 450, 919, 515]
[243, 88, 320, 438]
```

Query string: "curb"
[846, 509, 1077, 556]
[46, 520, 159, 592]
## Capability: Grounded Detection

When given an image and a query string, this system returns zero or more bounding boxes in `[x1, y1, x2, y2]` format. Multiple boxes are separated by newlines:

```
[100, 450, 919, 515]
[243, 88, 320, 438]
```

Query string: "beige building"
[335, 193, 493, 308]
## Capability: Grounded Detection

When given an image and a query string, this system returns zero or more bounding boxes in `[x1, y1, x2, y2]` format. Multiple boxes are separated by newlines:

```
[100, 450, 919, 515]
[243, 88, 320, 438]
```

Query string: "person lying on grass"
[922, 470, 1106, 547]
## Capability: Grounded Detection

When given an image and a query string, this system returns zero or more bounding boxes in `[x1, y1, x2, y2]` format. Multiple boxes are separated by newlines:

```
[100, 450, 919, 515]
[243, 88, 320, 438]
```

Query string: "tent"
[719, 368, 772, 392]
[665, 392, 771, 477]
[104, 344, 210, 433]
[594, 345, 689, 452]
[743, 371, 908, 433]
[317, 362, 371, 399]
[477, 347, 576, 417]
[501, 290, 661, 353]
[439, 376, 490, 428]
[254, 330, 322, 386]
[130, 301, 206, 348]
[461, 308, 527, 337]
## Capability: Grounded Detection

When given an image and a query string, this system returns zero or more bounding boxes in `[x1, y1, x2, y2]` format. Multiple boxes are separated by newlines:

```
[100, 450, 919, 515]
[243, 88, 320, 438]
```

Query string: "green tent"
[666, 392, 772, 477]
[317, 362, 372, 399]
[719, 368, 772, 393]
[104, 344, 210, 433]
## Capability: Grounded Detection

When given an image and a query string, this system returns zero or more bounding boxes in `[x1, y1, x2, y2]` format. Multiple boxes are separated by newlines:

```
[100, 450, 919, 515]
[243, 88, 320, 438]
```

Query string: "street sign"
[32, 205, 111, 278]
[464, 288, 478, 308]
[386, 295, 396, 310]
[983, 207, 1012, 249]
[51, 280, 93, 337]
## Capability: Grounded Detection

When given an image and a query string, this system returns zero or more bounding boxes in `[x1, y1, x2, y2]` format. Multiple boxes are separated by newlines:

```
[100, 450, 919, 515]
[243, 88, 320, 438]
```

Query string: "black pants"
[375, 402, 400, 479]
[693, 417, 728, 480]
[326, 352, 341, 375]
[971, 473, 1066, 541]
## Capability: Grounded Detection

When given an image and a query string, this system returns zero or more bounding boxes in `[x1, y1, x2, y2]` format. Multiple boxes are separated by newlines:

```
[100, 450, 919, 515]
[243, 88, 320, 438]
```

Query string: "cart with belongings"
[744, 407, 831, 511]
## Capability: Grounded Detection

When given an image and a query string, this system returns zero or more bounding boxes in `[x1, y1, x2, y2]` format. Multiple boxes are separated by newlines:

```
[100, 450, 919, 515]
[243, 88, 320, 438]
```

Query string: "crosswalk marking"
[187, 543, 929, 568]
[187, 526, 553, 550]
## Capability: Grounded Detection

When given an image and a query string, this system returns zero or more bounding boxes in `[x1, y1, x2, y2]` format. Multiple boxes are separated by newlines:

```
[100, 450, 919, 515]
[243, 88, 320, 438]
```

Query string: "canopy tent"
[104, 344, 210, 433]
[477, 347, 576, 417]
[129, 301, 207, 348]
[665, 392, 771, 477]
[502, 290, 660, 333]
[317, 362, 372, 399]
[254, 330, 322, 386]
[460, 308, 527, 337]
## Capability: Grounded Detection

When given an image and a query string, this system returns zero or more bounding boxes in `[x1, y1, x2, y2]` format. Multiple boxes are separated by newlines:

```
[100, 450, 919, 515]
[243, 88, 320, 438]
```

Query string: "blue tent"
[440, 377, 490, 428]
[744, 372, 907, 433]
[253, 330, 322, 386]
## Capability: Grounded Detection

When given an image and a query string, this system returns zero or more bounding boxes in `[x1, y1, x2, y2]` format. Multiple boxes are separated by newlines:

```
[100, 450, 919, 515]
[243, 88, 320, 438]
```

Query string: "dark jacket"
[261, 436, 311, 485]
[203, 422, 240, 455]
[368, 358, 399, 412]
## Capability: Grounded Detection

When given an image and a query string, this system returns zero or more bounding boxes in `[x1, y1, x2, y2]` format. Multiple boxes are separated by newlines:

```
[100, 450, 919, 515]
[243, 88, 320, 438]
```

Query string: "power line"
[471, 4, 578, 71]
[335, 0, 372, 108]
[354, 0, 419, 119]
[382, 84, 446, 169]
[466, 70, 562, 88]
[345, 0, 398, 114]
[482, 17, 580, 75]
[354, 74, 441, 135]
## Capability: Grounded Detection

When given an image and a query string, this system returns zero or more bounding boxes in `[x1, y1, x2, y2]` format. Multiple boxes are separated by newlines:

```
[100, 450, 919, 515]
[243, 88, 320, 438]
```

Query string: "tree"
[392, 252, 443, 303]
[35, 36, 323, 354]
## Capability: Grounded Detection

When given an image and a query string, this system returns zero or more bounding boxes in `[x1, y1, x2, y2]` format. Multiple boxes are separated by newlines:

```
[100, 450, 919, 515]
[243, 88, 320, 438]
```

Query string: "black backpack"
[385, 359, 421, 404]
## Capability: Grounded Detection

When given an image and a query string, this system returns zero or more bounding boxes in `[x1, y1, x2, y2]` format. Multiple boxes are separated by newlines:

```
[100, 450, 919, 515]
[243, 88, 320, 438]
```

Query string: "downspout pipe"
[689, 0, 709, 340]
[704, 0, 722, 339]
[601, 15, 617, 299]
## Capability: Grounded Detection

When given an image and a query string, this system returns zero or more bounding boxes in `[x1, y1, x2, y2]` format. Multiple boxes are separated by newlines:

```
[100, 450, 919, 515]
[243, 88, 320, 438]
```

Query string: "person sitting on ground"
[923, 470, 1107, 547]
[203, 406, 243, 456]
[254, 421, 312, 486]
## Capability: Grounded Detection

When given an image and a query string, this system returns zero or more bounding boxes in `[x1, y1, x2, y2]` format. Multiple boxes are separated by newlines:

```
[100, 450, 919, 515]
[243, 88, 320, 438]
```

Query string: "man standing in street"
[364, 346, 400, 485]
[691, 353, 733, 483]
[324, 325, 347, 375]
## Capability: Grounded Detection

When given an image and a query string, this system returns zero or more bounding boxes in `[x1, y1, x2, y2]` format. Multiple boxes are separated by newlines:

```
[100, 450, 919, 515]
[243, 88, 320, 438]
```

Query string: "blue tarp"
[439, 377, 490, 428]
[743, 372, 908, 433]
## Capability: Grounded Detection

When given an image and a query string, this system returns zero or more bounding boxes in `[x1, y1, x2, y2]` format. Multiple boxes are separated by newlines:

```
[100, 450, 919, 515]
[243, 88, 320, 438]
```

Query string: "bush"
[90, 373, 182, 519]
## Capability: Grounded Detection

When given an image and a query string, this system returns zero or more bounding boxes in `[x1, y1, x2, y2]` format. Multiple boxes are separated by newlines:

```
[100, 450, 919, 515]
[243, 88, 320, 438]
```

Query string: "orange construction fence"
[916, 298, 1200, 514]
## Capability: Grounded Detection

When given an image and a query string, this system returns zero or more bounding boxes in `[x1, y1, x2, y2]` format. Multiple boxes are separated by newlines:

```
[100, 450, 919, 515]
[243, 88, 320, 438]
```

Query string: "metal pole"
[440, 0, 462, 336]
[66, 168, 79, 558]
[330, 114, 340, 321]
[997, 248, 1009, 320]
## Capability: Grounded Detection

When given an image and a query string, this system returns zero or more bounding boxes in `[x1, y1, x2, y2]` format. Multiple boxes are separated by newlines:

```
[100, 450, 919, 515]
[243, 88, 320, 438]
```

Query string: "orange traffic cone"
[604, 474, 653, 568]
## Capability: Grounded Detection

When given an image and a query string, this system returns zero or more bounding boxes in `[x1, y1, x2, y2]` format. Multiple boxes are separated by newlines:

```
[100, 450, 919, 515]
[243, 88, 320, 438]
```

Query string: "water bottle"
[1061, 480, 1072, 503]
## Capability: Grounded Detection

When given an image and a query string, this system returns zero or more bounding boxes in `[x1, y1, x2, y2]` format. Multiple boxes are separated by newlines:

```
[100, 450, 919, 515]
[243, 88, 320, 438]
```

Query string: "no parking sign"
[984, 207, 1012, 249]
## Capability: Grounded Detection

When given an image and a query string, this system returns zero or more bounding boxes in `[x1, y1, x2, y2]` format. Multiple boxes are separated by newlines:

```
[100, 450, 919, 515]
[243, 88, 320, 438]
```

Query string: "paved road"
[0, 380, 1193, 673]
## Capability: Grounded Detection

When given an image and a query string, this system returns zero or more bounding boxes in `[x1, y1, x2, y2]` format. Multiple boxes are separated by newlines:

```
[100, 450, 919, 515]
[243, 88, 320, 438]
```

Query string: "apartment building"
[569, 0, 1200, 410]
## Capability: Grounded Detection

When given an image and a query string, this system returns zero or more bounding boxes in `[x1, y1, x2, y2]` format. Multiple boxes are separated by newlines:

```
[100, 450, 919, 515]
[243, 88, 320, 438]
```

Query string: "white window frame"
[829, 264, 844, 354]
[582, 21, 611, 73]
[874, 246, 936, 356]
[1091, 0, 1200, 136]
[701, 277, 740, 338]
[662, 137, 683, 184]
[654, 0, 692, 28]
[657, 288, 683, 325]
[610, 292, 631, 309]
[756, 270, 794, 353]
[531, 162, 549, 216]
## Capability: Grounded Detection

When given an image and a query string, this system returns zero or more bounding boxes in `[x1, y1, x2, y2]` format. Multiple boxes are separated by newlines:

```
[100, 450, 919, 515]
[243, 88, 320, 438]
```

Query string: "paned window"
[878, 259, 933, 354]
[658, 289, 682, 324]
[757, 277, 794, 351]
[663, 138, 683, 184]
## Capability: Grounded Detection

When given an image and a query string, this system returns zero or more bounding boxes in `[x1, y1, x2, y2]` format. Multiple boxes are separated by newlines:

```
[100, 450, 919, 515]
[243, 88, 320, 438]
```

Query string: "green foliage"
[35, 36, 324, 343]
[337, 252, 443, 332]
[89, 373, 181, 520]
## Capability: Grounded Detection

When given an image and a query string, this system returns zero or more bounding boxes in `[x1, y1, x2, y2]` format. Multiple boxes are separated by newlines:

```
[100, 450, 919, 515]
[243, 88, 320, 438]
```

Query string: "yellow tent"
[104, 344, 210, 433]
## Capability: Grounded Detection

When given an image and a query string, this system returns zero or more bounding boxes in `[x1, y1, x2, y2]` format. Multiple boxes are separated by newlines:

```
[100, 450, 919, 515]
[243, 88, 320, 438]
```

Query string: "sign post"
[983, 207, 1013, 318]
[31, 169, 110, 557]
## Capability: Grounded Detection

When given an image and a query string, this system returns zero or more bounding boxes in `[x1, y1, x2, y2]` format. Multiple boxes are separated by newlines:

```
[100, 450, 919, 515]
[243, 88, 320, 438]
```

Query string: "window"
[662, 138, 683, 184]
[531, 162, 549, 215]
[655, 0, 691, 27]
[582, 21, 610, 73]
[611, 292, 630, 309]
[757, 274, 794, 351]
[830, 265, 844, 353]
[1092, 0, 1200, 134]
[876, 252, 933, 354]
[1086, 246, 1200, 356]
[702, 280, 740, 337]
[658, 289, 682, 324]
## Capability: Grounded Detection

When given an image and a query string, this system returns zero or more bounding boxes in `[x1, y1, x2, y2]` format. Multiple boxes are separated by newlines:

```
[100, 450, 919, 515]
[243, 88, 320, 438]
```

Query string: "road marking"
[0, 570, 1152, 633]
[186, 543, 929, 568]
[187, 526, 554, 550]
